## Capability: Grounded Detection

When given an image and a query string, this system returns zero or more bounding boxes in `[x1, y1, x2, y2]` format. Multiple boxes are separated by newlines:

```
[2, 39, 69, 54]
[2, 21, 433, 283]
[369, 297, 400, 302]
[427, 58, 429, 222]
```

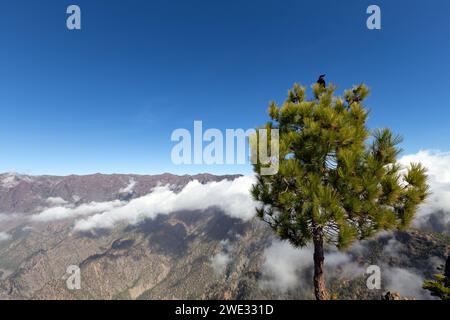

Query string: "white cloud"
[259, 237, 436, 299]
[210, 239, 234, 275]
[260, 239, 364, 293]
[32, 200, 125, 222]
[399, 150, 450, 230]
[119, 179, 136, 194]
[46, 197, 69, 206]
[382, 237, 404, 258]
[0, 232, 11, 242]
[0, 213, 18, 222]
[383, 267, 431, 299]
[211, 252, 232, 275]
[74, 176, 256, 231]
[22, 151, 450, 233]
[260, 240, 313, 292]
[400, 150, 450, 184]
[28, 176, 257, 230]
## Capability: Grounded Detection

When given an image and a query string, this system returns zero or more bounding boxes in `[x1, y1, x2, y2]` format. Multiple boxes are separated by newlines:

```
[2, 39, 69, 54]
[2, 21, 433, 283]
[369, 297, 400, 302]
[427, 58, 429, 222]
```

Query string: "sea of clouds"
[31, 176, 256, 230]
[9, 150, 449, 299]
[27, 150, 450, 234]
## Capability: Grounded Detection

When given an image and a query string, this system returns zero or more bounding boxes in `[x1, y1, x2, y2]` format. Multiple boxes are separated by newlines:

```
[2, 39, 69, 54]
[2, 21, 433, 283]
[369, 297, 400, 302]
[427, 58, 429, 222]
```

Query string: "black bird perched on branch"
[317, 74, 326, 87]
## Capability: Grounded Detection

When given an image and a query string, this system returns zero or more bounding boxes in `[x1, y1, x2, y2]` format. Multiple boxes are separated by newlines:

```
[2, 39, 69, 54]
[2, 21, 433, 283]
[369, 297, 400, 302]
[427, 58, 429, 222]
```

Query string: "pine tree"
[251, 81, 429, 300]
[423, 256, 450, 300]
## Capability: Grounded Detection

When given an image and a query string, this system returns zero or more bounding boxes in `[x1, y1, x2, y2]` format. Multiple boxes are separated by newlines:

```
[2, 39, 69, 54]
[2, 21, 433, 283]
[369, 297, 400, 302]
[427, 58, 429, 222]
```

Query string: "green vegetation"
[252, 81, 429, 300]
[423, 256, 450, 300]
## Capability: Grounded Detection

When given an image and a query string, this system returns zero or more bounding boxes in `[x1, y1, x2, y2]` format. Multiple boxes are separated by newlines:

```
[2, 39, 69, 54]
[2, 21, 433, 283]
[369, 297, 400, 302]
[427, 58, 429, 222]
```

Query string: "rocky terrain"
[0, 172, 448, 300]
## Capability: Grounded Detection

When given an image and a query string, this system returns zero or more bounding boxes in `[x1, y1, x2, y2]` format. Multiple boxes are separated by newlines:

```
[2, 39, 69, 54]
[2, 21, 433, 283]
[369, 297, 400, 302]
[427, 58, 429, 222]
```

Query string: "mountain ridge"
[0, 172, 448, 300]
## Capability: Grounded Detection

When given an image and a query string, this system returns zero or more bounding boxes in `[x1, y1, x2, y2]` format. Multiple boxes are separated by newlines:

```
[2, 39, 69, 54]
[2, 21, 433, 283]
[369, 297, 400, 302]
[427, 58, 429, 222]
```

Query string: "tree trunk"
[312, 227, 329, 300]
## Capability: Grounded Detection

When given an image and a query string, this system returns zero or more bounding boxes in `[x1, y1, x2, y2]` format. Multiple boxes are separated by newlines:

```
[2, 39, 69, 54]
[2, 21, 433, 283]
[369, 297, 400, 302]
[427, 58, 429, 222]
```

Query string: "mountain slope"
[0, 173, 448, 300]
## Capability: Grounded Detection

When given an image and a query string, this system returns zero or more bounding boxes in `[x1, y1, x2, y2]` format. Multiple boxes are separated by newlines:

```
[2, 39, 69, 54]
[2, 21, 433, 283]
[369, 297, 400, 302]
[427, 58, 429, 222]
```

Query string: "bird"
[317, 74, 326, 87]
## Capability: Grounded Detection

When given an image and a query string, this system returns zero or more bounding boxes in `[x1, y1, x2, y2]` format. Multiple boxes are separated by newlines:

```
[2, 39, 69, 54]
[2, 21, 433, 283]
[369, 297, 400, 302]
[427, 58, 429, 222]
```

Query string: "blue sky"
[0, 0, 449, 175]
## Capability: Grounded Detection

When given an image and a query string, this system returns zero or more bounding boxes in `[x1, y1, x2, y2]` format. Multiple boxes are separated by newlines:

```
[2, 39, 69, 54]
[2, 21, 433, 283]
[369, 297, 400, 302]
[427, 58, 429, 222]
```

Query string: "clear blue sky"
[1, 0, 449, 175]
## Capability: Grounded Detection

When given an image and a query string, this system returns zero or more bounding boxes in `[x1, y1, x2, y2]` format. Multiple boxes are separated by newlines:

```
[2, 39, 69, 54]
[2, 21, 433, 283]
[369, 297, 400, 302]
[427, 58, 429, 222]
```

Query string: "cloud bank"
[31, 176, 257, 231]
[399, 150, 450, 232]
[260, 240, 314, 292]
[260, 236, 436, 299]
[260, 240, 363, 294]
[74, 176, 256, 231]
[383, 267, 429, 299]
[27, 150, 450, 234]
[33, 200, 125, 222]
